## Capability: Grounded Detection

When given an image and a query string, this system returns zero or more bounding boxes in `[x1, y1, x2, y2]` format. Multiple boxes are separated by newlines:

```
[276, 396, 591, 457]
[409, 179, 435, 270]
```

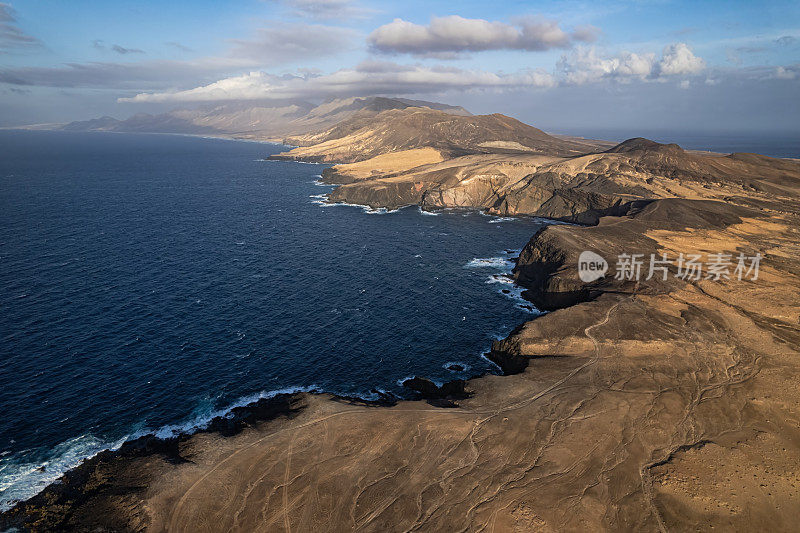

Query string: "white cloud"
[657, 42, 705, 76]
[368, 15, 597, 56]
[118, 62, 556, 103]
[558, 42, 705, 84]
[558, 47, 655, 84]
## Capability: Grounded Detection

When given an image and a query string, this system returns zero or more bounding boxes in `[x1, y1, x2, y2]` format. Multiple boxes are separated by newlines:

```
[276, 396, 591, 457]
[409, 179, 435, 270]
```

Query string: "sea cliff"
[4, 105, 800, 532]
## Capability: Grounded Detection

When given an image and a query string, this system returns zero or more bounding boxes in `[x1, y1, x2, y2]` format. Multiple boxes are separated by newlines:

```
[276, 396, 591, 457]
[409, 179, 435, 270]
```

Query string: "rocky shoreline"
[4, 188, 799, 530]
[4, 102, 800, 530]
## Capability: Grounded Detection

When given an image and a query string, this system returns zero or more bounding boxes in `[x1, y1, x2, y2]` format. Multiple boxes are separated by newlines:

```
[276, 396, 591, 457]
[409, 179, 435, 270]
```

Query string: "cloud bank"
[368, 15, 598, 57]
[117, 42, 710, 103]
[118, 61, 557, 103]
[558, 43, 705, 84]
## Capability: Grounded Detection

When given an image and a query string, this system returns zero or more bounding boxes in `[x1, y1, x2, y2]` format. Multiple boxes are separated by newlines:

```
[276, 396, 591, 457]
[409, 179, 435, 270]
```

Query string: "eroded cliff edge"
[4, 194, 799, 532]
[4, 104, 800, 531]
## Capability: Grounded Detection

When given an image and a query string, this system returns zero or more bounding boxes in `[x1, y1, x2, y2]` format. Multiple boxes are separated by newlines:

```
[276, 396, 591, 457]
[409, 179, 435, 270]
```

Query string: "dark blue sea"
[0, 131, 546, 508]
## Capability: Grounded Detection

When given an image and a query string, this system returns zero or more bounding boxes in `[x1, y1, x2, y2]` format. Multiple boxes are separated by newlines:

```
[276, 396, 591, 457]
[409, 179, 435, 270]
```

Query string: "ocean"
[0, 131, 545, 509]
[559, 129, 800, 159]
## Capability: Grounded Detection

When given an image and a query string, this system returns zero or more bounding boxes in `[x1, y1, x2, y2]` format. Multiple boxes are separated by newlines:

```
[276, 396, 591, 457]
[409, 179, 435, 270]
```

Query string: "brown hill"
[322, 136, 800, 223]
[271, 107, 602, 163]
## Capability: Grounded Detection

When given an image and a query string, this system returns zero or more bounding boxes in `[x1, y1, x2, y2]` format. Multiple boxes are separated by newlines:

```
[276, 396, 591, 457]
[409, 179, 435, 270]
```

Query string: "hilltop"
[270, 106, 603, 164]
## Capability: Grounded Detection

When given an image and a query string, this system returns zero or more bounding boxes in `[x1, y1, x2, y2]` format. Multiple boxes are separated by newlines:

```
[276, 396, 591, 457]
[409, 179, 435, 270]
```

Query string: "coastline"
[4, 192, 799, 530]
[2, 127, 800, 530]
[0, 226, 537, 517]
[0, 148, 542, 516]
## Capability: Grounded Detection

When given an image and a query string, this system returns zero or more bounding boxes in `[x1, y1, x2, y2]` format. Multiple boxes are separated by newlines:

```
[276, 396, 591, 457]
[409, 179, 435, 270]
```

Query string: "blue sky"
[1, 0, 799, 132]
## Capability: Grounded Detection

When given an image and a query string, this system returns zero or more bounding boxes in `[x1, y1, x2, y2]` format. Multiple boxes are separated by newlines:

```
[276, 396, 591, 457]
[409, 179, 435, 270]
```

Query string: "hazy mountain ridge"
[58, 97, 471, 140]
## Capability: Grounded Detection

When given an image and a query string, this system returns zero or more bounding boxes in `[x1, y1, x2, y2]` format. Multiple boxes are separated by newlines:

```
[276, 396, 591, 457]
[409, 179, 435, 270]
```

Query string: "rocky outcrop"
[0, 394, 306, 532]
[505, 199, 746, 311]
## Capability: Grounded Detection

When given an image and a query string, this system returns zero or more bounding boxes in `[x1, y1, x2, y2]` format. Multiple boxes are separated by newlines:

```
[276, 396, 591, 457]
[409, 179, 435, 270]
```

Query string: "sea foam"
[465, 250, 541, 314]
[0, 385, 317, 512]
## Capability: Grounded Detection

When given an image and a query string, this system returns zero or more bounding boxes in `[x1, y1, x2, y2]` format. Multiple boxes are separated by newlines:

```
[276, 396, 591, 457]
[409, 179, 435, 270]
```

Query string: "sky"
[1, 0, 799, 133]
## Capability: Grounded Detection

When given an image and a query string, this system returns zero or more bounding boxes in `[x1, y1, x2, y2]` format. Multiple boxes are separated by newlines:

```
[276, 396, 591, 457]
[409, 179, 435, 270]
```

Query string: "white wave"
[364, 207, 399, 215]
[488, 217, 517, 223]
[150, 385, 316, 440]
[486, 273, 514, 284]
[319, 200, 401, 215]
[0, 385, 318, 511]
[497, 284, 540, 314]
[309, 193, 330, 206]
[464, 257, 513, 269]
[465, 251, 540, 314]
[0, 434, 129, 512]
[395, 376, 415, 387]
[418, 207, 440, 216]
[442, 361, 470, 372]
[480, 353, 504, 372]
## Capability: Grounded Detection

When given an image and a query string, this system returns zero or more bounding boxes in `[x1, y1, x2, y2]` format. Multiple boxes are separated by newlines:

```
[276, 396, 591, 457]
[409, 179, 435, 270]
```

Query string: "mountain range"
[58, 97, 471, 141]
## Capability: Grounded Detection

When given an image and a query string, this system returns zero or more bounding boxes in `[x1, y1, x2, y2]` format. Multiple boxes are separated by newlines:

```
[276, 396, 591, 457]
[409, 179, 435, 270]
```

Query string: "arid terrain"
[3, 101, 800, 532]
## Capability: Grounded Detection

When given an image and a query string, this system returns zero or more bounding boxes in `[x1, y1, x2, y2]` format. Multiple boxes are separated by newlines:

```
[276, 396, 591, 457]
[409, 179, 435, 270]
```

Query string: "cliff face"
[322, 136, 800, 224]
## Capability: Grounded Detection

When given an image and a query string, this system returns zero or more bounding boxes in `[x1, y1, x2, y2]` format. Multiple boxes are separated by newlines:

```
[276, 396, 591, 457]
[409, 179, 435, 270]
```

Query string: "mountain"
[272, 107, 601, 163]
[58, 97, 471, 140]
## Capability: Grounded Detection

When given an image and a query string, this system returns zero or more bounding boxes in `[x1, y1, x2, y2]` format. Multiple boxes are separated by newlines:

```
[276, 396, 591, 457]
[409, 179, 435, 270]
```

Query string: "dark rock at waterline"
[204, 394, 305, 437]
[486, 347, 530, 375]
[331, 390, 398, 407]
[402, 377, 469, 405]
[0, 393, 307, 532]
[119, 434, 186, 464]
[446, 364, 465, 372]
